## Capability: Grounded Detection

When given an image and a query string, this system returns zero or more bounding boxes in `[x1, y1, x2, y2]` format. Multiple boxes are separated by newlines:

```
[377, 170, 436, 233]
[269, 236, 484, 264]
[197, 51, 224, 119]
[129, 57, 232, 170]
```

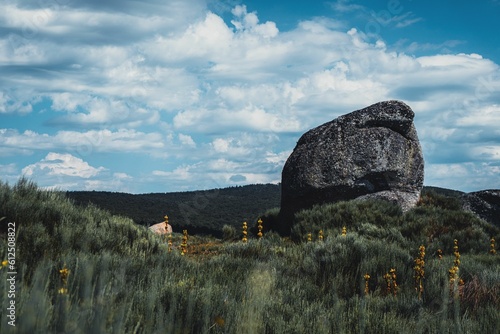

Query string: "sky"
[0, 0, 499, 194]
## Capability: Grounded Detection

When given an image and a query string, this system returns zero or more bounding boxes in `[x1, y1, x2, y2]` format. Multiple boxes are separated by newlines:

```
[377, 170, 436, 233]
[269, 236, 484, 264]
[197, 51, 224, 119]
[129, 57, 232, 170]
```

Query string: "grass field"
[1, 179, 499, 333]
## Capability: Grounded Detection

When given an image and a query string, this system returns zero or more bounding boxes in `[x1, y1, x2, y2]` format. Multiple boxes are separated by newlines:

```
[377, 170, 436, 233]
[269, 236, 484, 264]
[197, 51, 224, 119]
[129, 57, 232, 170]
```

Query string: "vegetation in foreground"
[1, 179, 499, 333]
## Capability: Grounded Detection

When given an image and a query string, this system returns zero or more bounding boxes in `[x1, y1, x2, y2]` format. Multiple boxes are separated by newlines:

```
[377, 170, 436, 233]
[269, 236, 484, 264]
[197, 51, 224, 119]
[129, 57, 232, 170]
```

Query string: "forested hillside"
[67, 184, 281, 237]
[1, 179, 498, 333]
[66, 185, 472, 238]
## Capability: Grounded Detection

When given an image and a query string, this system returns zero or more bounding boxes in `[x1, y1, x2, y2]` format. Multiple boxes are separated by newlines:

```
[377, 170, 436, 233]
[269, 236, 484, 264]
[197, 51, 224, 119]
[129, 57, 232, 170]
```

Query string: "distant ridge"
[67, 184, 281, 238]
[66, 184, 473, 237]
[422, 186, 464, 197]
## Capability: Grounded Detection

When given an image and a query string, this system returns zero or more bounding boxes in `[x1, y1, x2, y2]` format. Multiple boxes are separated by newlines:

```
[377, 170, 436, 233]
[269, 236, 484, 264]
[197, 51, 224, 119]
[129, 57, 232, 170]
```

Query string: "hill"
[1, 178, 499, 333]
[66, 184, 281, 237]
[66, 184, 471, 237]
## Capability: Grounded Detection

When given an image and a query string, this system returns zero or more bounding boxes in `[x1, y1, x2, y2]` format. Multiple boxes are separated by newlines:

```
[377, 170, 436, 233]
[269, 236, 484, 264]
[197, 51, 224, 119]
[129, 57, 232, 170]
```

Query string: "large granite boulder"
[279, 100, 424, 229]
[462, 190, 500, 228]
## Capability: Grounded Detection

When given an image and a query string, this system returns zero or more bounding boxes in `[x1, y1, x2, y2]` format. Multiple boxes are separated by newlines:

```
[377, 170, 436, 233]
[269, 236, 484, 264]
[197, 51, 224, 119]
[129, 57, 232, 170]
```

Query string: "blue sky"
[1, 0, 499, 193]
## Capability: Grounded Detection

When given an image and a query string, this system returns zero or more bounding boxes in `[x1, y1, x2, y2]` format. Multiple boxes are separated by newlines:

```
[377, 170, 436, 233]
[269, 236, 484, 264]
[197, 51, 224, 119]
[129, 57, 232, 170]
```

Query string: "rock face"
[149, 222, 173, 235]
[462, 190, 500, 228]
[279, 100, 424, 229]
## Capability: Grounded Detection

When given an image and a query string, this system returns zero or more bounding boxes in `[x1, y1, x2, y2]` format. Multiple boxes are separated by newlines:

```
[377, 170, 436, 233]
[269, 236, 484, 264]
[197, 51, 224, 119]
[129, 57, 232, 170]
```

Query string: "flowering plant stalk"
[58, 265, 70, 295]
[364, 274, 370, 296]
[413, 245, 425, 300]
[449, 239, 464, 297]
[168, 234, 173, 253]
[257, 218, 263, 239]
[181, 230, 188, 255]
[242, 222, 248, 243]
[384, 268, 398, 296]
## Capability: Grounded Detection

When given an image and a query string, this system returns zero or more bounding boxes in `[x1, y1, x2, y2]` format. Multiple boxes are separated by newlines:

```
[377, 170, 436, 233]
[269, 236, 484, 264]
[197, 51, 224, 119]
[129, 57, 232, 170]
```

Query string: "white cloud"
[0, 91, 33, 114]
[472, 146, 500, 160]
[0, 163, 17, 174]
[148, 12, 234, 64]
[0, 128, 164, 155]
[173, 105, 302, 133]
[1, 1, 500, 193]
[151, 158, 281, 192]
[426, 162, 500, 191]
[456, 105, 500, 127]
[395, 17, 422, 28]
[401, 40, 465, 54]
[50, 92, 90, 112]
[0, 163, 20, 184]
[212, 138, 230, 153]
[178, 134, 196, 148]
[265, 150, 291, 165]
[149, 132, 287, 190]
[231, 5, 279, 38]
[209, 134, 279, 158]
[22, 152, 106, 178]
[419, 126, 456, 141]
[113, 172, 132, 180]
[330, 0, 365, 13]
[19, 153, 138, 192]
[153, 164, 196, 182]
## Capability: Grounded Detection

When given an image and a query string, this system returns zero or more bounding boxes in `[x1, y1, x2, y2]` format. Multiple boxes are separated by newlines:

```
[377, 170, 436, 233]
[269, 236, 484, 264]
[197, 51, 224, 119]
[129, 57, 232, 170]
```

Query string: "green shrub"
[1, 179, 498, 333]
[402, 205, 498, 254]
[418, 189, 463, 211]
[222, 224, 238, 241]
[291, 200, 403, 242]
[259, 207, 280, 232]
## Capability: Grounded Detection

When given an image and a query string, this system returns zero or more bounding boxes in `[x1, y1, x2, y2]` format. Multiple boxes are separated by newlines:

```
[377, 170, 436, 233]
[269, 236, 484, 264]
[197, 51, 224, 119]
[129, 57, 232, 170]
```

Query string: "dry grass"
[461, 274, 500, 312]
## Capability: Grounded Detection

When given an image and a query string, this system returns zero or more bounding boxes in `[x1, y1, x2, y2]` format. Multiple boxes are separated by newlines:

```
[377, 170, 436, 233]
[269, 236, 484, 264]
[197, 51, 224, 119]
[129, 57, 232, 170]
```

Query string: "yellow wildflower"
[364, 274, 370, 295]
[257, 218, 263, 239]
[437, 249, 443, 260]
[58, 265, 70, 295]
[414, 245, 425, 299]
[215, 315, 225, 327]
[242, 222, 248, 243]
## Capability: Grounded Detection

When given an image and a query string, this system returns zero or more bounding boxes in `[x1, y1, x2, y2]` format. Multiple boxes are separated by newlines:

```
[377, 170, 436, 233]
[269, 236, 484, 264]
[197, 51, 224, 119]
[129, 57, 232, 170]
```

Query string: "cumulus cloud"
[1, 1, 499, 192]
[231, 5, 279, 38]
[22, 152, 105, 178]
[20, 152, 139, 192]
[178, 134, 196, 148]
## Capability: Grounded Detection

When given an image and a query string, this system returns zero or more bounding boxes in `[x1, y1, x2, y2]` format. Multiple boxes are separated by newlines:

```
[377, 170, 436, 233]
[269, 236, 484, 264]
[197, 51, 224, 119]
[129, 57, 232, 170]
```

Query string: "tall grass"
[0, 179, 499, 333]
